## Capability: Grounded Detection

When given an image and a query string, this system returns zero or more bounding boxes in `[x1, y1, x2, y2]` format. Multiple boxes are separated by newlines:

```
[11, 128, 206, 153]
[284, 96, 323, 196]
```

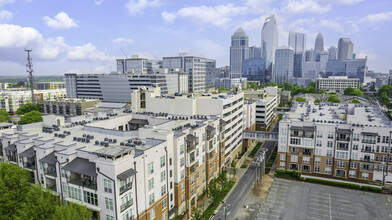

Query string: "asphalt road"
[257, 178, 392, 220]
[213, 140, 277, 220]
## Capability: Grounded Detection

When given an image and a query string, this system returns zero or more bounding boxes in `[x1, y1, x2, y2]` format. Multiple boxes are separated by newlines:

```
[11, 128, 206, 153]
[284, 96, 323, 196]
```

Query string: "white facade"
[316, 76, 360, 93]
[261, 14, 278, 70]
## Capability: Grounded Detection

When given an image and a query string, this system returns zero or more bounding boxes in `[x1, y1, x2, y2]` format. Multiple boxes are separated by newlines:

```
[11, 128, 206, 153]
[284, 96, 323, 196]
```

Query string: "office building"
[305, 49, 314, 62]
[65, 72, 188, 103]
[273, 46, 294, 84]
[319, 51, 328, 74]
[215, 78, 247, 90]
[163, 54, 210, 93]
[261, 15, 278, 70]
[34, 82, 66, 90]
[249, 46, 262, 59]
[314, 33, 324, 62]
[277, 102, 392, 183]
[316, 76, 360, 93]
[338, 38, 354, 60]
[230, 27, 249, 79]
[326, 58, 367, 83]
[116, 56, 162, 74]
[328, 46, 337, 60]
[289, 31, 306, 78]
[303, 62, 320, 81]
[0, 89, 66, 113]
[242, 57, 266, 82]
[42, 98, 101, 116]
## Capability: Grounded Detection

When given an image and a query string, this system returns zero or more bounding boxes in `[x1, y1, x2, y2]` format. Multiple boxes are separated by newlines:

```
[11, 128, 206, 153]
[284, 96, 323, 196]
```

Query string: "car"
[202, 92, 212, 96]
[174, 92, 182, 96]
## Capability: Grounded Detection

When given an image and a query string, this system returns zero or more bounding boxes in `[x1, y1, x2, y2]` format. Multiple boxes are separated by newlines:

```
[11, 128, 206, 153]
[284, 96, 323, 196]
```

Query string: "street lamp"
[221, 201, 231, 220]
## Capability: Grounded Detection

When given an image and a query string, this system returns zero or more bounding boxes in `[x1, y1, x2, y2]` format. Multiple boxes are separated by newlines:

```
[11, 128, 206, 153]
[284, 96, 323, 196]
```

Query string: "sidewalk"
[301, 175, 382, 188]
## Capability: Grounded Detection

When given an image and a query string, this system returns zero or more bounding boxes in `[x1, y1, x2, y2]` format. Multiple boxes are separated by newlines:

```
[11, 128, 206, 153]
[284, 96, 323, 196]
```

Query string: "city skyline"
[0, 0, 391, 75]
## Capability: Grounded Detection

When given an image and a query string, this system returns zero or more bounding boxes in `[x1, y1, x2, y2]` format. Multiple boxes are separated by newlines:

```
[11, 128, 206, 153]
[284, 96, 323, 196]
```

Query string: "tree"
[350, 99, 361, 104]
[284, 81, 293, 91]
[268, 82, 278, 87]
[18, 111, 43, 125]
[0, 163, 31, 220]
[16, 103, 42, 115]
[370, 84, 376, 92]
[260, 82, 267, 88]
[314, 99, 321, 103]
[308, 81, 316, 88]
[249, 82, 258, 90]
[51, 202, 92, 220]
[229, 166, 237, 179]
[207, 180, 221, 206]
[15, 185, 57, 220]
[380, 92, 390, 106]
[295, 97, 306, 102]
[344, 87, 363, 97]
[328, 95, 340, 103]
[0, 110, 9, 123]
[191, 205, 204, 220]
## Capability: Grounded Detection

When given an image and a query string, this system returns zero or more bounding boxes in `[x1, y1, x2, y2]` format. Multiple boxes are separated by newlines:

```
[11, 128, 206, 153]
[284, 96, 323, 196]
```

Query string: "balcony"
[360, 157, 374, 162]
[68, 176, 97, 190]
[24, 162, 36, 170]
[120, 182, 132, 195]
[46, 183, 57, 192]
[337, 147, 349, 151]
[290, 150, 300, 155]
[302, 150, 312, 155]
[45, 165, 57, 178]
[7, 155, 17, 163]
[121, 199, 133, 212]
[186, 142, 195, 153]
[362, 139, 376, 144]
[361, 148, 374, 153]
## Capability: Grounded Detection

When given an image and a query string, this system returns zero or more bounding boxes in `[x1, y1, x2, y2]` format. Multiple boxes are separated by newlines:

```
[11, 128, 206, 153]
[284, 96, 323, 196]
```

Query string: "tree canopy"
[328, 95, 341, 103]
[343, 87, 363, 97]
[350, 99, 361, 104]
[295, 97, 306, 102]
[16, 103, 42, 115]
[314, 99, 321, 103]
[18, 111, 43, 125]
[0, 110, 9, 123]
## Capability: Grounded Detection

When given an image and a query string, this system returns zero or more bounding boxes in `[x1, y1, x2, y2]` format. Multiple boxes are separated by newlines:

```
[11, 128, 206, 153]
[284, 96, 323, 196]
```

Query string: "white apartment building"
[278, 102, 392, 183]
[132, 87, 245, 161]
[42, 98, 101, 116]
[0, 89, 66, 113]
[316, 76, 360, 93]
[1, 110, 225, 219]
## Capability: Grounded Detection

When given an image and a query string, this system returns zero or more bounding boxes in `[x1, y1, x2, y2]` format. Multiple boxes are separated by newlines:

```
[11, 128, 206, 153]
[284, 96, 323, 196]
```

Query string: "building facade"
[338, 38, 354, 60]
[316, 76, 360, 93]
[288, 31, 306, 78]
[230, 28, 249, 79]
[34, 82, 66, 90]
[261, 14, 278, 70]
[242, 57, 266, 82]
[326, 58, 367, 83]
[42, 98, 101, 116]
[273, 46, 294, 85]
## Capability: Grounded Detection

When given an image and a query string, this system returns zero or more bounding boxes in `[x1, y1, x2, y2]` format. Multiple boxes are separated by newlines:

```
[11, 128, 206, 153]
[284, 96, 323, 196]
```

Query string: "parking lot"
[257, 178, 392, 220]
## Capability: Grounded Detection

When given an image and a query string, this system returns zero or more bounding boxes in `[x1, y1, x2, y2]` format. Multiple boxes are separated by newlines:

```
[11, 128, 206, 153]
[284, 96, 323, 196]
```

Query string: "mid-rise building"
[116, 56, 162, 74]
[338, 38, 354, 60]
[0, 89, 66, 113]
[215, 78, 247, 90]
[273, 46, 294, 84]
[278, 102, 392, 183]
[316, 76, 360, 93]
[328, 46, 337, 60]
[230, 27, 249, 79]
[326, 58, 367, 83]
[42, 98, 101, 116]
[242, 57, 266, 82]
[34, 82, 66, 90]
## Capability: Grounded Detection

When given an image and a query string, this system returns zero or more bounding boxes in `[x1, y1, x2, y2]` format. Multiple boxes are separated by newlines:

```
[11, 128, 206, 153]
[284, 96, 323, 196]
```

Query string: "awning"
[290, 126, 315, 131]
[337, 129, 351, 134]
[220, 119, 226, 125]
[186, 134, 197, 142]
[39, 152, 56, 165]
[19, 147, 35, 158]
[4, 144, 16, 152]
[117, 168, 137, 180]
[63, 157, 97, 177]
[128, 119, 149, 125]
[206, 125, 215, 133]
[361, 132, 378, 136]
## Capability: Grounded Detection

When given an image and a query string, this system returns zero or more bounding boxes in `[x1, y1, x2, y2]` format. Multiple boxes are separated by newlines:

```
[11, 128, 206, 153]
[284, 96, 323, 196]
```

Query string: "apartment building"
[316, 76, 360, 93]
[42, 98, 101, 116]
[0, 89, 66, 113]
[34, 82, 66, 90]
[1, 109, 225, 219]
[131, 86, 245, 161]
[277, 102, 392, 183]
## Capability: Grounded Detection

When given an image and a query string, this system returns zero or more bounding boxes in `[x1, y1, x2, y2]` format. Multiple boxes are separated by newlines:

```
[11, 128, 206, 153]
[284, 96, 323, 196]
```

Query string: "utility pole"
[25, 49, 34, 104]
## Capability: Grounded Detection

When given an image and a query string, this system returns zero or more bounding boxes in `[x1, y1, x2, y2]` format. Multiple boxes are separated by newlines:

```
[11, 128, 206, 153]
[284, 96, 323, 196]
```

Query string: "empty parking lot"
[257, 178, 392, 220]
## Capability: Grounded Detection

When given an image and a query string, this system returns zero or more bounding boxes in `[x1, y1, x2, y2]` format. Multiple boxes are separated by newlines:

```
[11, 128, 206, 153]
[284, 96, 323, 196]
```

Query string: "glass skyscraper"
[274, 46, 294, 84]
[230, 27, 249, 79]
[261, 15, 278, 71]
[338, 38, 354, 60]
[326, 58, 367, 82]
[288, 31, 306, 78]
[242, 57, 266, 82]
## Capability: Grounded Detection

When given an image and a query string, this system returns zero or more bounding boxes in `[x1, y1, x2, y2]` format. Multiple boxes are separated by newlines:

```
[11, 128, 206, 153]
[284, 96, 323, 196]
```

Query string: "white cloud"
[113, 37, 135, 44]
[161, 11, 176, 23]
[239, 16, 267, 30]
[282, 0, 331, 14]
[0, 0, 14, 8]
[319, 19, 343, 32]
[357, 50, 378, 61]
[126, 0, 163, 16]
[94, 0, 104, 5]
[66, 43, 112, 62]
[333, 0, 364, 5]
[0, 10, 12, 23]
[0, 24, 42, 48]
[43, 12, 78, 29]
[359, 11, 392, 23]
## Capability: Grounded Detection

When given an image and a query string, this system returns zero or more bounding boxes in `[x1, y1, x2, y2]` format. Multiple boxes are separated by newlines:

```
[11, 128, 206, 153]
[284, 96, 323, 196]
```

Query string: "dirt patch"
[252, 174, 274, 199]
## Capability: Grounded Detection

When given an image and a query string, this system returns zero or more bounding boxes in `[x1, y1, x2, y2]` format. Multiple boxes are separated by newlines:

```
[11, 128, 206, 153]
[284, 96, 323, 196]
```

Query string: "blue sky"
[0, 0, 391, 75]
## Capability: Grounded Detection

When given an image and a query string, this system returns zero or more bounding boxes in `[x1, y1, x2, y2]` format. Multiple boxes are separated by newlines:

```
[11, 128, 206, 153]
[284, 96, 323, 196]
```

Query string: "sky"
[0, 0, 391, 76]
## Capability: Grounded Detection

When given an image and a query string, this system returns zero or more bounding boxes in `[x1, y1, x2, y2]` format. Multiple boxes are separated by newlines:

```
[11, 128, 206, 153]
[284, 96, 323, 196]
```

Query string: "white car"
[202, 92, 212, 96]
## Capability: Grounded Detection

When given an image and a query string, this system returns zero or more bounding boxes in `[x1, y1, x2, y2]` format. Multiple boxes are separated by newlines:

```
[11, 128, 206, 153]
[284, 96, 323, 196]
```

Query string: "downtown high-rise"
[288, 31, 306, 78]
[230, 27, 249, 79]
[261, 15, 278, 70]
[338, 38, 354, 60]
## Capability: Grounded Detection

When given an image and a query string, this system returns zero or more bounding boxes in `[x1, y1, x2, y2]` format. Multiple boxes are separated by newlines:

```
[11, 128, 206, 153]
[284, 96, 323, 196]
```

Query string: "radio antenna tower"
[25, 49, 35, 104]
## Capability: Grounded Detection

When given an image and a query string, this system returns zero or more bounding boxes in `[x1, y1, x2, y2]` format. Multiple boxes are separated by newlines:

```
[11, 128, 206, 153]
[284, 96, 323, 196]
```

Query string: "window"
[280, 154, 285, 161]
[148, 178, 154, 191]
[281, 128, 287, 135]
[326, 158, 332, 165]
[349, 170, 356, 178]
[181, 194, 185, 203]
[68, 186, 82, 201]
[316, 140, 322, 147]
[161, 185, 166, 196]
[162, 198, 167, 210]
[104, 179, 112, 193]
[279, 162, 285, 168]
[350, 162, 357, 169]
[148, 162, 154, 174]
[160, 156, 166, 168]
[337, 161, 345, 168]
[303, 139, 313, 147]
[291, 155, 298, 162]
[279, 145, 287, 152]
[83, 191, 98, 206]
[353, 144, 358, 150]
[326, 150, 333, 157]
[149, 194, 155, 205]
[180, 158, 184, 167]
[180, 144, 184, 154]
[353, 134, 360, 141]
[314, 166, 320, 172]
[315, 157, 321, 164]
[302, 157, 310, 163]
[317, 131, 322, 138]
[362, 172, 369, 179]
[328, 132, 333, 139]
[325, 167, 331, 174]
[105, 198, 114, 211]
[62, 182, 67, 194]
[106, 215, 114, 220]
[181, 182, 185, 191]
[336, 151, 348, 159]
[191, 176, 195, 185]
[162, 212, 167, 220]
[150, 208, 155, 220]
[290, 138, 301, 145]
[327, 141, 333, 148]
[157, 171, 164, 183]
[181, 170, 185, 179]
[351, 152, 358, 160]
[281, 137, 287, 144]
[315, 149, 322, 155]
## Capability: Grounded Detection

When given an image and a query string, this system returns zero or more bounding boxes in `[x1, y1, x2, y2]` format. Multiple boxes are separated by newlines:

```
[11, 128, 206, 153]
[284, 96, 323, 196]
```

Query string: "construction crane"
[25, 49, 35, 104]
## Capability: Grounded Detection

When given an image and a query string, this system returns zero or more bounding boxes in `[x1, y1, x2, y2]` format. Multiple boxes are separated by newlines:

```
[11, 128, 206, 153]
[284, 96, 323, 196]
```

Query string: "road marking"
[310, 202, 330, 208]
[260, 209, 282, 214]
[309, 205, 327, 211]
[258, 212, 280, 218]
[307, 216, 322, 220]
[308, 211, 331, 217]
[263, 203, 284, 209]
[329, 194, 332, 220]
[333, 211, 355, 217]
[319, 192, 347, 199]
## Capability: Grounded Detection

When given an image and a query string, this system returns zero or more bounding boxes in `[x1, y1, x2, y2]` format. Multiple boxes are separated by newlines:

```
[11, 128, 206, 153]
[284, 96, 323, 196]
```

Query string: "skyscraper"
[249, 46, 262, 58]
[328, 46, 337, 60]
[230, 27, 249, 79]
[315, 33, 324, 51]
[338, 38, 354, 60]
[261, 15, 278, 70]
[305, 49, 314, 62]
[274, 46, 294, 84]
[288, 31, 306, 78]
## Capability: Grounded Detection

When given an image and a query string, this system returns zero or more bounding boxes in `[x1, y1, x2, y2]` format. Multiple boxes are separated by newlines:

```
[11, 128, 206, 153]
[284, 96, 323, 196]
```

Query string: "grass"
[249, 142, 263, 158]
[202, 181, 236, 219]
[266, 146, 277, 168]
[240, 164, 247, 169]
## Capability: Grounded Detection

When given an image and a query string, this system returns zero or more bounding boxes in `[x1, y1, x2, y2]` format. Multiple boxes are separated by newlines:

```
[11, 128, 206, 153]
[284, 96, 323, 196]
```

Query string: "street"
[213, 140, 276, 220]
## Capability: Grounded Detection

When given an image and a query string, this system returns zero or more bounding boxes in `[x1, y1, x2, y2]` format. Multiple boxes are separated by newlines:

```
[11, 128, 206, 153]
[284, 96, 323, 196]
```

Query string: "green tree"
[344, 87, 363, 96]
[278, 83, 286, 91]
[284, 81, 293, 91]
[369, 84, 376, 92]
[0, 110, 9, 123]
[249, 82, 258, 90]
[207, 180, 221, 206]
[268, 82, 278, 87]
[260, 82, 267, 88]
[295, 97, 306, 102]
[350, 99, 361, 104]
[191, 205, 204, 220]
[308, 81, 316, 88]
[328, 95, 341, 103]
[51, 202, 92, 220]
[18, 111, 43, 125]
[314, 99, 321, 103]
[15, 185, 57, 220]
[0, 163, 31, 220]
[229, 166, 237, 179]
[16, 103, 42, 115]
[380, 92, 390, 106]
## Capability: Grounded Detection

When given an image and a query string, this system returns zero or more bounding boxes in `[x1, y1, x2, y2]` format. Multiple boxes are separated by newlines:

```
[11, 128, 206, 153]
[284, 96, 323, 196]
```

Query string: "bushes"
[274, 170, 301, 179]
[295, 97, 306, 102]
[240, 164, 247, 169]
[360, 185, 382, 193]
[304, 178, 382, 193]
[249, 142, 262, 158]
